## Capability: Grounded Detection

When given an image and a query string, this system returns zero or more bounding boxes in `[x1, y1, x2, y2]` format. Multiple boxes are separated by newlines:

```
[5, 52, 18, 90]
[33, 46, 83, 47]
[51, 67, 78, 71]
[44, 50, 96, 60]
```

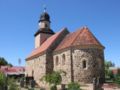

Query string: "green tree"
[105, 61, 115, 78]
[114, 74, 120, 87]
[68, 82, 81, 90]
[0, 57, 8, 65]
[0, 57, 12, 66]
[8, 78, 19, 90]
[105, 61, 115, 68]
[42, 71, 62, 90]
[0, 72, 6, 89]
[7, 63, 13, 67]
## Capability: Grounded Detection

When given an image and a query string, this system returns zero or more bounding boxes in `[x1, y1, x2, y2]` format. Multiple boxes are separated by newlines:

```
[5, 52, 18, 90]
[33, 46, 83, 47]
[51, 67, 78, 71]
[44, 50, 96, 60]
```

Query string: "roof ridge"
[46, 28, 68, 50]
[54, 27, 104, 52]
[71, 28, 84, 46]
[83, 28, 102, 46]
[26, 28, 69, 60]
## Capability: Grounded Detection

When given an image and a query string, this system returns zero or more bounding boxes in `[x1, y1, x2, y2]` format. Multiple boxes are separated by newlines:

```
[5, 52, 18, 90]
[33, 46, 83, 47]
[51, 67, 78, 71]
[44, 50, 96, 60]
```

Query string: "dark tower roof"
[34, 28, 54, 36]
[35, 10, 54, 36]
[39, 12, 50, 22]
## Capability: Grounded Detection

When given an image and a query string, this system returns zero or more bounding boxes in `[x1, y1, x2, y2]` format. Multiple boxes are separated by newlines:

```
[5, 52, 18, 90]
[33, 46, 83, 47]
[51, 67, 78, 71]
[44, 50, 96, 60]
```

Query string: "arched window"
[82, 60, 87, 69]
[62, 54, 66, 65]
[56, 56, 59, 65]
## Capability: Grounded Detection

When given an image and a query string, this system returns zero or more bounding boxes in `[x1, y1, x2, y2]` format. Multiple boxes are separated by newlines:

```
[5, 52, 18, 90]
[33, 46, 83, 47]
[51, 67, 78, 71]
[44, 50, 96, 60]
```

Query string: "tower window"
[45, 23, 48, 27]
[55, 56, 59, 65]
[62, 54, 66, 65]
[82, 60, 87, 69]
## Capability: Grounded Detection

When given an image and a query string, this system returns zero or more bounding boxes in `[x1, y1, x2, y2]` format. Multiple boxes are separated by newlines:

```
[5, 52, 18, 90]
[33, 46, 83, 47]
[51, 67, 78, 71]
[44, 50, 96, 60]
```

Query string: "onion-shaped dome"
[39, 12, 50, 22]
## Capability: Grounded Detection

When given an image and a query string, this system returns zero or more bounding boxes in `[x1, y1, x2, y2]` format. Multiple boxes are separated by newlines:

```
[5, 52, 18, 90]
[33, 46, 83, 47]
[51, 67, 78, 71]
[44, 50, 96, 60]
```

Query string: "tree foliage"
[0, 72, 19, 89]
[0, 72, 6, 86]
[105, 61, 115, 69]
[114, 74, 120, 87]
[0, 57, 12, 66]
[42, 71, 62, 90]
[0, 57, 8, 65]
[42, 71, 62, 86]
[8, 78, 19, 90]
[105, 60, 115, 78]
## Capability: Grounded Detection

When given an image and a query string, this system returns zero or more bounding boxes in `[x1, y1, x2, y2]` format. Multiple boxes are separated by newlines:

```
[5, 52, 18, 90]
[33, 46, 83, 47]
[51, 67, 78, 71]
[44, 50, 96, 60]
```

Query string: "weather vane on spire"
[43, 4, 47, 12]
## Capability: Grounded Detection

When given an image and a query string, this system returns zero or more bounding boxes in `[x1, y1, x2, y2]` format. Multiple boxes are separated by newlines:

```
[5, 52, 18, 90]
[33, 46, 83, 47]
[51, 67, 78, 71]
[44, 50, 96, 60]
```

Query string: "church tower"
[34, 9, 54, 48]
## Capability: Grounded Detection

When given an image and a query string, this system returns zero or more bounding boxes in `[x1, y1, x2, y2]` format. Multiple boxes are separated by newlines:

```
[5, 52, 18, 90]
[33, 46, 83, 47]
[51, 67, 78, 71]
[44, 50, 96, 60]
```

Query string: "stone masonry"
[53, 46, 105, 85]
[26, 10, 105, 89]
[72, 47, 105, 84]
[26, 28, 69, 88]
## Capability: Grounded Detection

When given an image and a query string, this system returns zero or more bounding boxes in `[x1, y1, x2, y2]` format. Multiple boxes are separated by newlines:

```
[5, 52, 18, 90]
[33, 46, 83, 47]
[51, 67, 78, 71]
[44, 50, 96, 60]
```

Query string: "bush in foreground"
[68, 82, 81, 90]
[42, 71, 62, 90]
[114, 74, 120, 87]
[8, 78, 19, 90]
[0, 72, 6, 89]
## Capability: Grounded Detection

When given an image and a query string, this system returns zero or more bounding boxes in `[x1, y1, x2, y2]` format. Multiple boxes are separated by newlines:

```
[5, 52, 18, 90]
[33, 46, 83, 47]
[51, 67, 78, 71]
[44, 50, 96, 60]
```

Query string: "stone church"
[25, 10, 105, 87]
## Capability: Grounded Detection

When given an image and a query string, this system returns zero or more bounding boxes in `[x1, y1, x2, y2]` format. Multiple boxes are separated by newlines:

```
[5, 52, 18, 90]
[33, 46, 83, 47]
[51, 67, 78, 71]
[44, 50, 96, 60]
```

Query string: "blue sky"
[0, 0, 120, 66]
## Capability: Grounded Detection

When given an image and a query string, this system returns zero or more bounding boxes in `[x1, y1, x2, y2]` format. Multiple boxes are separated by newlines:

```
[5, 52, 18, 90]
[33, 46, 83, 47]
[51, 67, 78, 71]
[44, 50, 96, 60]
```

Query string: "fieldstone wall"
[53, 50, 72, 84]
[33, 54, 46, 85]
[26, 28, 69, 88]
[26, 54, 47, 87]
[26, 27, 105, 89]
[72, 48, 105, 84]
[46, 28, 69, 74]
[53, 47, 105, 85]
[26, 60, 35, 77]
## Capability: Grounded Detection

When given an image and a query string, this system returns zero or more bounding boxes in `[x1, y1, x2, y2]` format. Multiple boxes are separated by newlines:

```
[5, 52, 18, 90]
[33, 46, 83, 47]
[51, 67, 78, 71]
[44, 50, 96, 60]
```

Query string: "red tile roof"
[0, 66, 25, 75]
[55, 27, 104, 51]
[26, 28, 68, 60]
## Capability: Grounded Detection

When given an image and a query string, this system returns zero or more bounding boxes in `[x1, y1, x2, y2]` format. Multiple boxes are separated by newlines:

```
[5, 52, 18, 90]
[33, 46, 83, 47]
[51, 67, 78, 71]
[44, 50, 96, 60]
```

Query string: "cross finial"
[43, 4, 47, 12]
[83, 25, 88, 29]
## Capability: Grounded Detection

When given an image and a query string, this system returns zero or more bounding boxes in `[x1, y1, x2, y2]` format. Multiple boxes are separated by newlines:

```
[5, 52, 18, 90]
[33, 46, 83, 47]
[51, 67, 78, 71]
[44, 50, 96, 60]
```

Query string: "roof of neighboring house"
[26, 28, 68, 60]
[0, 66, 25, 75]
[55, 27, 104, 51]
[109, 67, 120, 70]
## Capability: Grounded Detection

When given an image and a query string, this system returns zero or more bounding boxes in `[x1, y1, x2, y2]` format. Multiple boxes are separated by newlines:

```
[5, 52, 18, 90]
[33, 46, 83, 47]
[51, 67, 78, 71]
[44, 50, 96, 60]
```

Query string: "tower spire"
[43, 4, 47, 12]
[34, 6, 54, 48]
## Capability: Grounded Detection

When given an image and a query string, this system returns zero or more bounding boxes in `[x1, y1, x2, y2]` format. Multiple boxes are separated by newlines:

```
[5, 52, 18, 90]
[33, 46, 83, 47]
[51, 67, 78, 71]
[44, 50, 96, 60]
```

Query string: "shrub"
[42, 71, 62, 90]
[114, 74, 120, 87]
[42, 71, 62, 85]
[50, 85, 57, 90]
[0, 72, 6, 87]
[9, 83, 19, 90]
[68, 82, 81, 90]
[8, 78, 19, 90]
